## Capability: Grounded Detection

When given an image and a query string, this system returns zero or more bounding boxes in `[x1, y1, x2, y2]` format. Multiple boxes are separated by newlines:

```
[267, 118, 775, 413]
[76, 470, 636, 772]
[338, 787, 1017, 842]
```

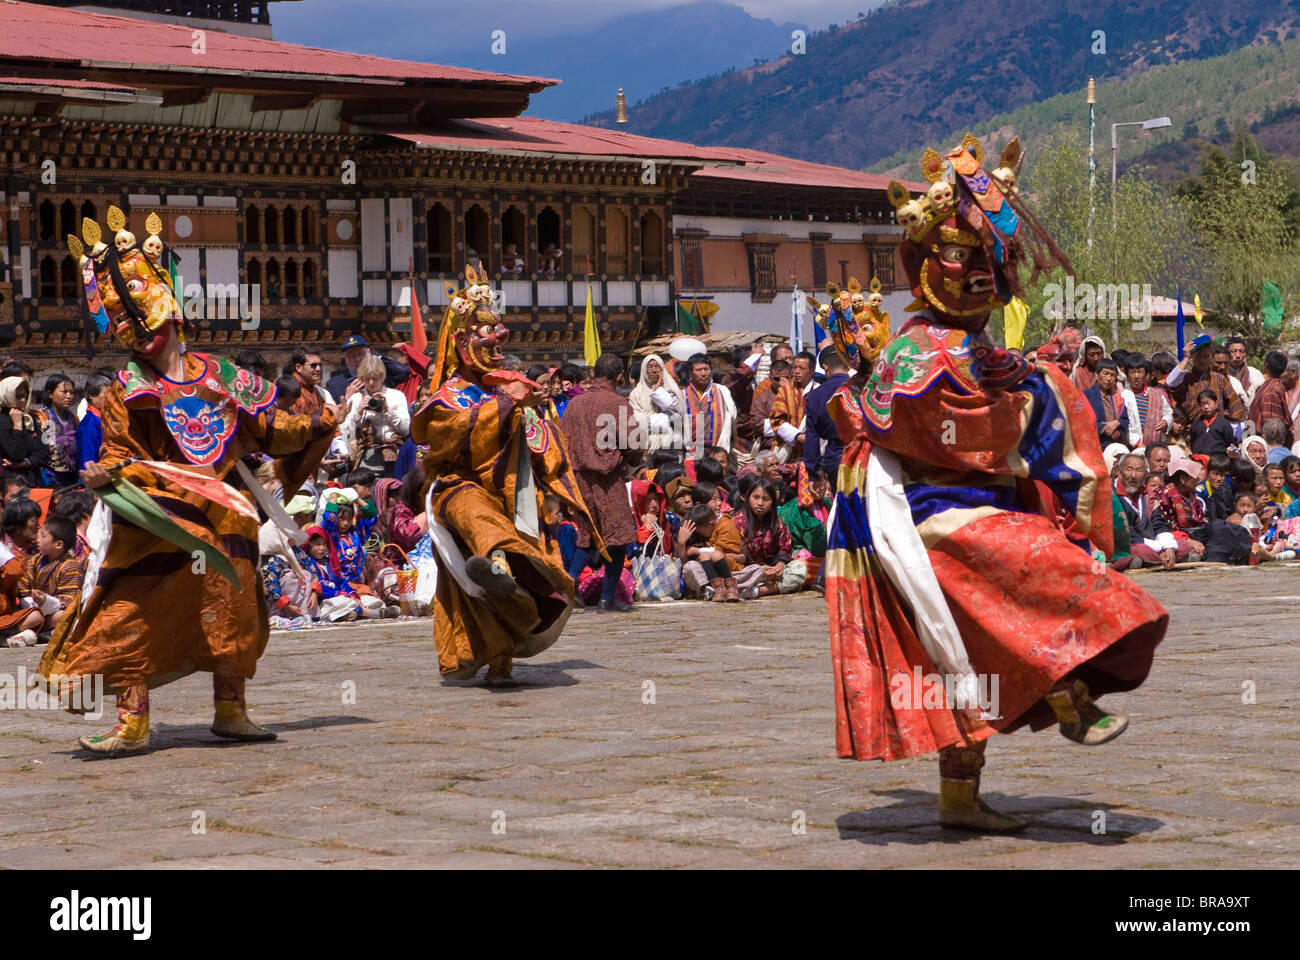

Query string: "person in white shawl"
[629, 354, 686, 451]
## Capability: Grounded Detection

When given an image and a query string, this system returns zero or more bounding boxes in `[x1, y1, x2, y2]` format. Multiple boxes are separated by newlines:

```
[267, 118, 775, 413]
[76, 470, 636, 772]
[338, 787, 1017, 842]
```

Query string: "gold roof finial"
[616, 88, 628, 125]
[1087, 76, 1096, 105]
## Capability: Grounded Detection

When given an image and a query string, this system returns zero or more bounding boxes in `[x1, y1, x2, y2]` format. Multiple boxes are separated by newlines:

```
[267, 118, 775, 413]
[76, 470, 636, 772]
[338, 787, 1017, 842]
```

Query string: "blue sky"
[273, 0, 886, 63]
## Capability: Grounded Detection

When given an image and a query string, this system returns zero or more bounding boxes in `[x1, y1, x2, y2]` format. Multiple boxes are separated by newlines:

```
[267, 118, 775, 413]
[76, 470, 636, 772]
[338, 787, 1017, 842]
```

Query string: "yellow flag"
[1003, 296, 1028, 350]
[1193, 293, 1203, 328]
[583, 283, 601, 366]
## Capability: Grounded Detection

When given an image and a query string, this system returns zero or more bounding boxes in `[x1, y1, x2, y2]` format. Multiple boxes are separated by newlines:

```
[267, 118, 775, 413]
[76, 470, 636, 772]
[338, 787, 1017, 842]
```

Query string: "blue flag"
[1175, 285, 1186, 360]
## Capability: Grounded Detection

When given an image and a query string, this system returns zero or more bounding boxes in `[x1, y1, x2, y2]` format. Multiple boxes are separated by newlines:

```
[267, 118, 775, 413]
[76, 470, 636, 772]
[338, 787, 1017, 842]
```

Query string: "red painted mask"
[454, 310, 509, 375]
[900, 211, 1001, 332]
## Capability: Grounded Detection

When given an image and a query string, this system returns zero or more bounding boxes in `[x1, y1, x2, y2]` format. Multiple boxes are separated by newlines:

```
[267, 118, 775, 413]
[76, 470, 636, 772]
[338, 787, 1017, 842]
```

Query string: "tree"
[1174, 130, 1300, 355]
[990, 131, 1195, 352]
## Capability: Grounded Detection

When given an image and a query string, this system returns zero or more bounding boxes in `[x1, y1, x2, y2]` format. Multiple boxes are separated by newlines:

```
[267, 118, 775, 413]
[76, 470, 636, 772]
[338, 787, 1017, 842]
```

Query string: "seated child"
[297, 525, 391, 621]
[17, 515, 84, 640]
[1264, 463, 1293, 509]
[1227, 493, 1292, 561]
[628, 481, 670, 559]
[692, 482, 745, 567]
[51, 490, 96, 559]
[733, 477, 806, 598]
[544, 492, 579, 571]
[325, 503, 370, 590]
[260, 520, 316, 626]
[0, 539, 42, 647]
[778, 466, 831, 558]
[677, 503, 738, 602]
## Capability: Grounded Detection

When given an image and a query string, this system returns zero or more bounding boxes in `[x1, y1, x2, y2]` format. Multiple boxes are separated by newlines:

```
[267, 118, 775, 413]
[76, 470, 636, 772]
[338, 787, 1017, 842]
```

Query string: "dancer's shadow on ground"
[440, 658, 605, 692]
[836, 788, 1162, 845]
[64, 714, 378, 759]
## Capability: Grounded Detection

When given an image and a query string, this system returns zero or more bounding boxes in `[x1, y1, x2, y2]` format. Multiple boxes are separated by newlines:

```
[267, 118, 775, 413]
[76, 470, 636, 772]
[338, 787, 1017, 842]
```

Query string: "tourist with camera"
[341, 356, 410, 478]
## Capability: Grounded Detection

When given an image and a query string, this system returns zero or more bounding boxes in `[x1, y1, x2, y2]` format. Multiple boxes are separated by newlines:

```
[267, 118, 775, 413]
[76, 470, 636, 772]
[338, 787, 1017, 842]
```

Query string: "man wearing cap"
[325, 334, 410, 404]
[1166, 335, 1246, 422]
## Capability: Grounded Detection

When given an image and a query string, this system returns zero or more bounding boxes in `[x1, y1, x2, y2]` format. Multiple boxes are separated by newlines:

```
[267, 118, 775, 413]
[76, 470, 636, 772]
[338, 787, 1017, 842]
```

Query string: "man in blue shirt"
[76, 374, 113, 471]
[802, 346, 851, 490]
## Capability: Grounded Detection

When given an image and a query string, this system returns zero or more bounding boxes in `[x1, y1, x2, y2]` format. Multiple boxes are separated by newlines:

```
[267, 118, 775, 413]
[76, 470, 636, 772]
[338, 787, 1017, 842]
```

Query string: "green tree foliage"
[989, 133, 1194, 351]
[1174, 132, 1300, 351]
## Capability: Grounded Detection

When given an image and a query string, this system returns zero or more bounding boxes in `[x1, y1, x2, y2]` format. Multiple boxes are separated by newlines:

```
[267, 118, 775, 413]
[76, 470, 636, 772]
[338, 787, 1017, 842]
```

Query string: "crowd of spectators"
[4, 326, 1300, 645]
[1045, 332, 1300, 570]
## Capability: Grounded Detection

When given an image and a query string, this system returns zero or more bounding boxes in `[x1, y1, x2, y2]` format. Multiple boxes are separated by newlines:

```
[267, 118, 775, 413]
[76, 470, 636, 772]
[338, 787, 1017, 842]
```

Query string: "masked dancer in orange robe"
[47, 207, 337, 756]
[410, 264, 600, 686]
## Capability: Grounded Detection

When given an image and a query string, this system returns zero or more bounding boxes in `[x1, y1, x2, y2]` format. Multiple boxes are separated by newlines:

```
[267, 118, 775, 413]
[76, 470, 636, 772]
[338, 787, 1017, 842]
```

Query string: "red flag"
[410, 260, 427, 356]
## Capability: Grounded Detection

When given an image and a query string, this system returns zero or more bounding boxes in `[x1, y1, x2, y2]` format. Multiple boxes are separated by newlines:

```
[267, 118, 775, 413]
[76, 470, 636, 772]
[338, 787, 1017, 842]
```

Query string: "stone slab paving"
[1, 564, 1296, 869]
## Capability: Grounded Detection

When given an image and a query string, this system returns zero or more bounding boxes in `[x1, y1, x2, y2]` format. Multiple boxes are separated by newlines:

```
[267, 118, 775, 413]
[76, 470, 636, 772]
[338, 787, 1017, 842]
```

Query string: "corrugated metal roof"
[0, 0, 555, 87]
[692, 147, 927, 193]
[0, 75, 133, 91]
[390, 117, 753, 163]
[391, 118, 924, 193]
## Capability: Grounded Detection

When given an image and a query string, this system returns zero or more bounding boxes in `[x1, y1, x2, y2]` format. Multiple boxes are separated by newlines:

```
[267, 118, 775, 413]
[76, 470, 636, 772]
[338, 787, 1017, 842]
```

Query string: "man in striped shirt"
[1124, 355, 1173, 446]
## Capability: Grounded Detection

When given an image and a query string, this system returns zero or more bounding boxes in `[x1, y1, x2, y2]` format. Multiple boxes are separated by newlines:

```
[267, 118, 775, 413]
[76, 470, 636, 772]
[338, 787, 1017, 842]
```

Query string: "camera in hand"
[366, 395, 386, 412]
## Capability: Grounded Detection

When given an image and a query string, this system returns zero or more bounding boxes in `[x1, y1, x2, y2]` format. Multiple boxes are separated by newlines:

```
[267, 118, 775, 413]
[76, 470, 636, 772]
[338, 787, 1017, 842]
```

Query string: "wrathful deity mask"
[68, 206, 180, 357]
[888, 134, 1071, 333]
[455, 311, 510, 375]
[432, 262, 512, 385]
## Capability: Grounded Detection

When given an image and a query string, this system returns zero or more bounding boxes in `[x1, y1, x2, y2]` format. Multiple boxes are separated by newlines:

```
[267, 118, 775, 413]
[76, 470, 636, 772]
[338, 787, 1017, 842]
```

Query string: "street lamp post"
[1111, 116, 1172, 231]
[1110, 115, 1172, 345]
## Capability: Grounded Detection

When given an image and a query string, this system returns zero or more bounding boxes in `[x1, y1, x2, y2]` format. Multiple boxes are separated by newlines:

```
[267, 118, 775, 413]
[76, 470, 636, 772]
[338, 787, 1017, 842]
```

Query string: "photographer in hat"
[325, 334, 410, 403]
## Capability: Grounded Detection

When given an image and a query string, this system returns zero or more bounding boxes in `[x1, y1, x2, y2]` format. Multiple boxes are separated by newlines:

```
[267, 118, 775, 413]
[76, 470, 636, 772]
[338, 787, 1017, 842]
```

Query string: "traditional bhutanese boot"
[466, 549, 517, 597]
[211, 674, 277, 742]
[485, 658, 520, 688]
[723, 577, 740, 602]
[78, 683, 150, 756]
[937, 740, 1027, 833]
[1045, 677, 1128, 745]
[707, 577, 727, 602]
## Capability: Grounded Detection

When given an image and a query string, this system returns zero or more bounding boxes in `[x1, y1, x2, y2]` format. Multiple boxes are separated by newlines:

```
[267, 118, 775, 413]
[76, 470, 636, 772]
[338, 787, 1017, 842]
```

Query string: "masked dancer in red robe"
[825, 136, 1168, 832]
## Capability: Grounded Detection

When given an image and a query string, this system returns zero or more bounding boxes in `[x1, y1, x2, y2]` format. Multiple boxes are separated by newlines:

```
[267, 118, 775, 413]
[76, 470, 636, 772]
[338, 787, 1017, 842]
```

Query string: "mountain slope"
[585, 0, 1300, 168]
[867, 39, 1300, 182]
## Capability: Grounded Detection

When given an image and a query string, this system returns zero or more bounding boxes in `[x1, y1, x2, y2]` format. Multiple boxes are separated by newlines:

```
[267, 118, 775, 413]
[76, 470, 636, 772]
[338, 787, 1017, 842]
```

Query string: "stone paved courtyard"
[2, 565, 1297, 869]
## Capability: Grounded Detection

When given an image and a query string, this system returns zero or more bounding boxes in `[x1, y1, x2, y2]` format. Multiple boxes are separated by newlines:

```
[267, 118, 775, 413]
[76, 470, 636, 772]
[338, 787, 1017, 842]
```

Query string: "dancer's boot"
[211, 674, 277, 742]
[79, 683, 150, 756]
[937, 740, 1026, 833]
[1044, 677, 1128, 745]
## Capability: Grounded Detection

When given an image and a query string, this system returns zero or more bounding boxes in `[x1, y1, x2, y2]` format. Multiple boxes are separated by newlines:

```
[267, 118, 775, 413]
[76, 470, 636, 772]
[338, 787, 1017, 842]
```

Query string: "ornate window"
[571, 206, 595, 275]
[639, 210, 665, 275]
[606, 207, 629, 275]
[38, 255, 57, 298]
[810, 232, 831, 289]
[743, 235, 780, 303]
[536, 207, 562, 275]
[678, 229, 707, 290]
[870, 244, 896, 290]
[465, 204, 489, 269]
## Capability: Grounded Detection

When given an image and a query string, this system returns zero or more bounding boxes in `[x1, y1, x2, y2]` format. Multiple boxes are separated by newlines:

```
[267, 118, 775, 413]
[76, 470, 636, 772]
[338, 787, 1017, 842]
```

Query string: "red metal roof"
[0, 75, 134, 91]
[0, 0, 555, 88]
[391, 118, 923, 194]
[692, 147, 928, 194]
[390, 117, 753, 163]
